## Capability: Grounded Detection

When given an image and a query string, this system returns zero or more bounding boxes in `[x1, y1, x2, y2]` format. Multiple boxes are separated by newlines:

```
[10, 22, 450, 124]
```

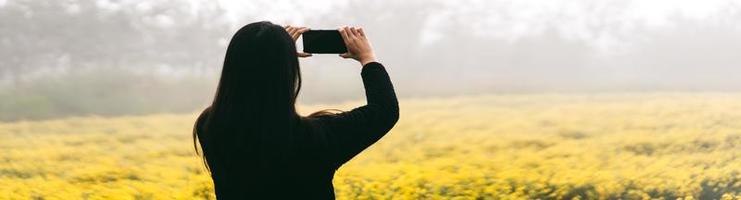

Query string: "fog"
[1, 0, 740, 120]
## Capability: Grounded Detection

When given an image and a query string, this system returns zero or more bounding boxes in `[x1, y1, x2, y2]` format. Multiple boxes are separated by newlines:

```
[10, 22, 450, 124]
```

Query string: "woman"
[192, 21, 399, 199]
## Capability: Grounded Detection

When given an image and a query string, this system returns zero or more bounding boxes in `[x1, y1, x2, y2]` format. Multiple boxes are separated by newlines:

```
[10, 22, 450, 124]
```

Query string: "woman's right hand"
[339, 26, 377, 66]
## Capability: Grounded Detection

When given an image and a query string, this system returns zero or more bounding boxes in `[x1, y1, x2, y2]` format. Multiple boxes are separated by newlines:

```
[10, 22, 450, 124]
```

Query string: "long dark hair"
[192, 21, 334, 175]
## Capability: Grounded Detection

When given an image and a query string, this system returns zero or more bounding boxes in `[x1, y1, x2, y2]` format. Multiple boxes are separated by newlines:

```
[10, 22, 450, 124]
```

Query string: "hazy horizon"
[2, 0, 741, 120]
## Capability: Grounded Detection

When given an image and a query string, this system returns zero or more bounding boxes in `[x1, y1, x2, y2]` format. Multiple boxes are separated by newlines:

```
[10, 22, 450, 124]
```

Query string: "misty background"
[1, 0, 740, 121]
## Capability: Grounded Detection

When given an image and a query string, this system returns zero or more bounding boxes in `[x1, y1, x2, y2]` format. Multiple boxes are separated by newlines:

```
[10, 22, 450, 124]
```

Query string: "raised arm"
[316, 26, 400, 168]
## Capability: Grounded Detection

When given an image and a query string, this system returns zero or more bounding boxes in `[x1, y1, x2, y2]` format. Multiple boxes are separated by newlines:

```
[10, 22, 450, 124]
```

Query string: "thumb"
[298, 52, 312, 58]
[339, 53, 352, 58]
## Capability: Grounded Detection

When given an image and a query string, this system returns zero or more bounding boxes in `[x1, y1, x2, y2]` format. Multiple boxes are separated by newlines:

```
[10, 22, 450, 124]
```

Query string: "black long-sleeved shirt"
[195, 62, 399, 199]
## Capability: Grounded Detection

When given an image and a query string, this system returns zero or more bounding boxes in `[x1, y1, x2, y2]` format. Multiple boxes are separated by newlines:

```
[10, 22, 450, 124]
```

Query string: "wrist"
[359, 55, 377, 66]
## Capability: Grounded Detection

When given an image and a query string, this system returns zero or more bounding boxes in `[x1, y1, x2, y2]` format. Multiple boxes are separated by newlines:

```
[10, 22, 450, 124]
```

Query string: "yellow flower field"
[1, 94, 740, 200]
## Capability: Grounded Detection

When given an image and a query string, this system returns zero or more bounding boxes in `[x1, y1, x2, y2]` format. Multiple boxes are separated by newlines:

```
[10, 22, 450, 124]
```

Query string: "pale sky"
[211, 0, 739, 50]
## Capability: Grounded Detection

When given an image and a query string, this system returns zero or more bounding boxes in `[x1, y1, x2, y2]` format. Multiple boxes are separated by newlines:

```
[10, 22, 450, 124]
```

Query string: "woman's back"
[196, 110, 336, 199]
[196, 62, 398, 199]
[192, 22, 398, 199]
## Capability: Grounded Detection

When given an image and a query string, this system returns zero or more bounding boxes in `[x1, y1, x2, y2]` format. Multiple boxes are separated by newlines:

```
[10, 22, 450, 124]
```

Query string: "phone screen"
[302, 30, 347, 54]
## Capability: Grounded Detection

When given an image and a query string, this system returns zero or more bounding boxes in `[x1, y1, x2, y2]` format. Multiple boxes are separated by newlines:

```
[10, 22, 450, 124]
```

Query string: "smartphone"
[302, 30, 347, 54]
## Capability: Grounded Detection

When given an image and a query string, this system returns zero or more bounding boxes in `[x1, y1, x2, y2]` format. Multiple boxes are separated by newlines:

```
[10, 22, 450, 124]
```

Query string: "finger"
[346, 27, 357, 43]
[288, 27, 301, 39]
[295, 28, 309, 41]
[286, 27, 295, 35]
[339, 53, 352, 58]
[358, 27, 366, 37]
[345, 27, 359, 49]
[355, 27, 365, 40]
[339, 26, 351, 45]
[348, 27, 357, 38]
[298, 52, 312, 58]
[291, 30, 301, 40]
[350, 27, 360, 37]
[291, 27, 299, 34]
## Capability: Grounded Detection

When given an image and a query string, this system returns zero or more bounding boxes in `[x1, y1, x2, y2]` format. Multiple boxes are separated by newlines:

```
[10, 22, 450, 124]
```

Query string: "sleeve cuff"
[361, 62, 384, 74]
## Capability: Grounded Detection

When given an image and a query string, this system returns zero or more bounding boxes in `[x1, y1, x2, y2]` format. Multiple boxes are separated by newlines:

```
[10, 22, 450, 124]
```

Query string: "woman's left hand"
[285, 25, 312, 58]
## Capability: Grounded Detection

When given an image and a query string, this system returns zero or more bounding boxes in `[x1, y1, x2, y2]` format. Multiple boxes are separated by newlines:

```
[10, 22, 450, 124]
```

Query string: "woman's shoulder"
[301, 110, 344, 130]
[297, 113, 342, 138]
[306, 109, 344, 122]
